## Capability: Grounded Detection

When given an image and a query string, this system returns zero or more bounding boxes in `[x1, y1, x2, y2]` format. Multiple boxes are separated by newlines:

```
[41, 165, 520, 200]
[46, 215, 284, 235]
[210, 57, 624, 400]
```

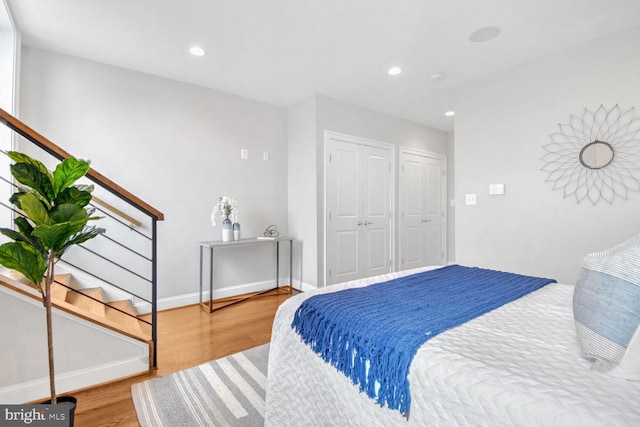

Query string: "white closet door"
[326, 134, 392, 286]
[399, 149, 446, 270]
[327, 141, 361, 284]
[360, 145, 391, 279]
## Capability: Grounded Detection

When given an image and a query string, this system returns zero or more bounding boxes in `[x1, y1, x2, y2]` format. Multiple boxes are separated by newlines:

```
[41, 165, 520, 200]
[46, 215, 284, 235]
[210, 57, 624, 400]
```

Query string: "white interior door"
[399, 149, 446, 269]
[360, 145, 391, 278]
[326, 133, 393, 285]
[327, 141, 361, 283]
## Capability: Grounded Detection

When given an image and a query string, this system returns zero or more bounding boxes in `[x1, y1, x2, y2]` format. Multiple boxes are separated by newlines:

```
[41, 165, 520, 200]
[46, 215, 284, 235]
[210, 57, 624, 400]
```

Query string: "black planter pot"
[40, 396, 77, 426]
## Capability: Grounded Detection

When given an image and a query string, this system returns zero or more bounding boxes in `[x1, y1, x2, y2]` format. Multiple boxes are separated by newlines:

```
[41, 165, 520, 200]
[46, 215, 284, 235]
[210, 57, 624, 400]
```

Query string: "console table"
[198, 237, 294, 313]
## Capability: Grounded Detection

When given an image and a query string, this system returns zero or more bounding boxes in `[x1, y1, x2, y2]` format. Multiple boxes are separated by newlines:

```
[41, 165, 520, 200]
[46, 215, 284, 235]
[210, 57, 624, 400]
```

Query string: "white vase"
[222, 216, 233, 242]
[233, 222, 241, 241]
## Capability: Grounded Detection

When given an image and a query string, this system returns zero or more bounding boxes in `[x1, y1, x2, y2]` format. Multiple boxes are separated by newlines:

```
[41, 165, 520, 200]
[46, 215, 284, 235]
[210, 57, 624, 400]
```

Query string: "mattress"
[265, 266, 640, 426]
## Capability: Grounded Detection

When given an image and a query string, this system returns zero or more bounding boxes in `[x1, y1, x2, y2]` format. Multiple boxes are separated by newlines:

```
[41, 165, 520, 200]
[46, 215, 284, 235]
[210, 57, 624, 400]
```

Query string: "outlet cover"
[465, 194, 477, 205]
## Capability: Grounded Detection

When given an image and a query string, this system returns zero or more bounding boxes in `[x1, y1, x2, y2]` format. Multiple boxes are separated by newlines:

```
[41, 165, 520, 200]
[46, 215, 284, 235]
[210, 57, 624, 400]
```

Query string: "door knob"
[420, 219, 432, 223]
[357, 221, 363, 226]
[364, 220, 373, 226]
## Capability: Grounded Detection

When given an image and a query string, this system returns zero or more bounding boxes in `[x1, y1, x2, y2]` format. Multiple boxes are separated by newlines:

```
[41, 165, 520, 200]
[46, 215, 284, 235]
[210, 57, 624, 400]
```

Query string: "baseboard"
[134, 279, 318, 313]
[296, 282, 317, 292]
[0, 356, 149, 404]
[135, 279, 285, 312]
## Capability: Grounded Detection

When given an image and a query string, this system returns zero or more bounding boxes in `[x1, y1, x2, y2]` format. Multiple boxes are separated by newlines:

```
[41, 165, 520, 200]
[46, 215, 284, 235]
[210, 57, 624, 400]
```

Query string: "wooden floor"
[70, 287, 295, 427]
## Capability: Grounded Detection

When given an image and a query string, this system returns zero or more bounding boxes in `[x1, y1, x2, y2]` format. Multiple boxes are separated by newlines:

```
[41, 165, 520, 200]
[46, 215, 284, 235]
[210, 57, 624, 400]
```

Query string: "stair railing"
[0, 107, 163, 368]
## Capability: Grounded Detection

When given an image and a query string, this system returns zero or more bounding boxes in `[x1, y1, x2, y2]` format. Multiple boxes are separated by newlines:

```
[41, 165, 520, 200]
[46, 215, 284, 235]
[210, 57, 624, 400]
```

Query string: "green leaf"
[57, 226, 105, 255]
[14, 217, 46, 254]
[56, 187, 93, 208]
[9, 189, 27, 209]
[53, 158, 90, 196]
[0, 228, 26, 242]
[8, 152, 50, 177]
[50, 204, 88, 226]
[33, 222, 85, 250]
[32, 204, 88, 250]
[14, 216, 35, 237]
[0, 242, 47, 287]
[19, 192, 51, 226]
[0, 218, 46, 256]
[10, 163, 54, 200]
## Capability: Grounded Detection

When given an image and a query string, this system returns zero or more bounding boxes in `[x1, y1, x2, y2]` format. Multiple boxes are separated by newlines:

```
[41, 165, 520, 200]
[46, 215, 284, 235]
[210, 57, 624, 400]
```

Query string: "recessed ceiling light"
[430, 72, 444, 82]
[469, 26, 501, 43]
[189, 46, 206, 56]
[445, 111, 456, 117]
[388, 67, 402, 76]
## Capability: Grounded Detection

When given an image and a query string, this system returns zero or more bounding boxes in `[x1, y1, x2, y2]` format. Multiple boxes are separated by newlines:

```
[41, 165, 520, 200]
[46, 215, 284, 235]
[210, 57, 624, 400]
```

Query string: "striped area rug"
[132, 344, 269, 427]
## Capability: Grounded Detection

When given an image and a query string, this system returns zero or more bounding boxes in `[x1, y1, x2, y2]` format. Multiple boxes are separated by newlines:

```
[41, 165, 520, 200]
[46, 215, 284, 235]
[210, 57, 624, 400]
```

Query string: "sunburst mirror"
[541, 104, 640, 205]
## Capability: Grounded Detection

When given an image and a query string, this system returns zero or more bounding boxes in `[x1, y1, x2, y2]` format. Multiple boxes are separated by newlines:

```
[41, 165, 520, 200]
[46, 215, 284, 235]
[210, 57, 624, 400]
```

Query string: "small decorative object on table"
[257, 224, 279, 240]
[211, 196, 238, 242]
[222, 216, 233, 242]
[233, 221, 241, 241]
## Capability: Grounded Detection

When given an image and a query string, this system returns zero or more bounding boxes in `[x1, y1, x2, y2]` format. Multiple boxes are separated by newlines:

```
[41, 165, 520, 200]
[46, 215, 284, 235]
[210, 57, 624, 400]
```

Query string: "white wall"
[0, 28, 14, 112]
[446, 132, 455, 262]
[18, 47, 289, 305]
[287, 97, 317, 290]
[286, 94, 448, 287]
[454, 26, 640, 285]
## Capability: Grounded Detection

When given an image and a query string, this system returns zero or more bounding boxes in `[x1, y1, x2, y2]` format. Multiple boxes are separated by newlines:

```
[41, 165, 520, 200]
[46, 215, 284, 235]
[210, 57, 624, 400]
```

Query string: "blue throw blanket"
[291, 265, 556, 414]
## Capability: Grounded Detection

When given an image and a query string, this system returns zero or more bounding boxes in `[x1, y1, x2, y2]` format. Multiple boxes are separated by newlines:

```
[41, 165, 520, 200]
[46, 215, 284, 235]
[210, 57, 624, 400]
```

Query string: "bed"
[264, 265, 640, 426]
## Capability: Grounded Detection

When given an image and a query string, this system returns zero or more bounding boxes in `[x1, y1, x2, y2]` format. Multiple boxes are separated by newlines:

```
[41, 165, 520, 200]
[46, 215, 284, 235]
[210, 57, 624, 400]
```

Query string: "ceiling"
[6, 0, 640, 132]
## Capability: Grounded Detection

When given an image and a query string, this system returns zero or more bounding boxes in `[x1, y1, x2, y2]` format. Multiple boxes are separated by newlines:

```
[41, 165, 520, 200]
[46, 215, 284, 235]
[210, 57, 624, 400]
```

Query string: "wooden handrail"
[0, 107, 164, 221]
[92, 196, 142, 228]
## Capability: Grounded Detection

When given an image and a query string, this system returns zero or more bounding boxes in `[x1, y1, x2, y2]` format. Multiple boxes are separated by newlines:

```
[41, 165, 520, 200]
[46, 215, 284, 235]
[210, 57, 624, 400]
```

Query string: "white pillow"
[573, 234, 640, 380]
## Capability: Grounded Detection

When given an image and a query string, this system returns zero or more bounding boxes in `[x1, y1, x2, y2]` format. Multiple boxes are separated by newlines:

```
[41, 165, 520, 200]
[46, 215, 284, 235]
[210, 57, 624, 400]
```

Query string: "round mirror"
[579, 140, 614, 169]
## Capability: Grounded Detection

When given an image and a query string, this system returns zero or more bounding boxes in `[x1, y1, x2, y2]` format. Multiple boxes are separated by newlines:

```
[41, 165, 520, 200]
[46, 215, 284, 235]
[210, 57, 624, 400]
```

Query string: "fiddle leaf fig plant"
[0, 151, 105, 404]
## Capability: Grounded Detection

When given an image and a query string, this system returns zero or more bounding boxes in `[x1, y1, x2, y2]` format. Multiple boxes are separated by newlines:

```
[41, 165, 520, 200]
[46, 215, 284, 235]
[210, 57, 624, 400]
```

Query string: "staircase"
[2, 269, 152, 347]
[0, 107, 163, 403]
[0, 268, 153, 403]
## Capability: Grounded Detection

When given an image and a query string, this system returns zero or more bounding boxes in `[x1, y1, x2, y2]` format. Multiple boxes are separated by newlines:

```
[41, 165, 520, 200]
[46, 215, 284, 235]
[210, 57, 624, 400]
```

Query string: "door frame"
[399, 146, 447, 267]
[323, 131, 396, 287]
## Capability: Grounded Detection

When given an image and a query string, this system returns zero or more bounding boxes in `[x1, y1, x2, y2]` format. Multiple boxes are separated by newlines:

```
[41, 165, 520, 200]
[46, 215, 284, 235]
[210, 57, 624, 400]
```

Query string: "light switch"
[240, 149, 249, 160]
[465, 194, 477, 205]
[263, 152, 270, 161]
[489, 184, 505, 195]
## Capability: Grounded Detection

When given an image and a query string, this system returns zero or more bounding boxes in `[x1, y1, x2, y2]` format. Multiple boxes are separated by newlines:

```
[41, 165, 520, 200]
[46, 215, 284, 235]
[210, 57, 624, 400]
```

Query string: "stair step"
[50, 282, 68, 302]
[50, 274, 72, 302]
[107, 299, 138, 316]
[105, 303, 143, 336]
[66, 287, 106, 318]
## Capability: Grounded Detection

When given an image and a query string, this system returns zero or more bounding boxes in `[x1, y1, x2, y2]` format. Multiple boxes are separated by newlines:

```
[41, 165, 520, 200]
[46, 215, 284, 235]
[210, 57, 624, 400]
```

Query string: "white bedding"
[265, 266, 640, 426]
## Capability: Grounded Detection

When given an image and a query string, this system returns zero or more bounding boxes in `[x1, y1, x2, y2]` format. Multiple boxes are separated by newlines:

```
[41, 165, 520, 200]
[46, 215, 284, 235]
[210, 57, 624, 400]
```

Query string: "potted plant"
[0, 151, 105, 418]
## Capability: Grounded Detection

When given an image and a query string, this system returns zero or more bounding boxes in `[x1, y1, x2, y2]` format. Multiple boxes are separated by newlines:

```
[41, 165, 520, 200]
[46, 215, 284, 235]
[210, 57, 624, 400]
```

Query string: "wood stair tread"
[53, 273, 71, 286]
[50, 273, 71, 302]
[66, 287, 106, 317]
[50, 282, 68, 302]
[105, 301, 143, 336]
[107, 299, 138, 316]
